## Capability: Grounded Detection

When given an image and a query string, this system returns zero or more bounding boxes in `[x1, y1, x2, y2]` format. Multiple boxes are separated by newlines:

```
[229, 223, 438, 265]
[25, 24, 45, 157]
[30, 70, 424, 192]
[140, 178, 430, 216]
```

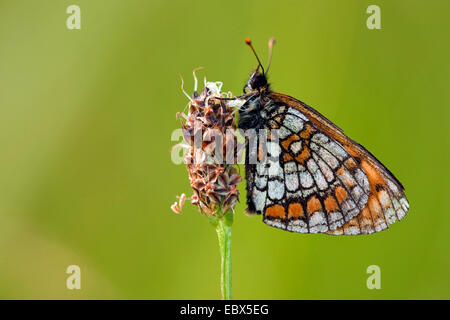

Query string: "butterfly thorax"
[238, 93, 264, 130]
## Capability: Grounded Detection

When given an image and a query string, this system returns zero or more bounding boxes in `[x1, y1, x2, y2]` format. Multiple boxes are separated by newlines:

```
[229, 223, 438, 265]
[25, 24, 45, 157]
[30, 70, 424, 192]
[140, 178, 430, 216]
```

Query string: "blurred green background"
[0, 0, 449, 299]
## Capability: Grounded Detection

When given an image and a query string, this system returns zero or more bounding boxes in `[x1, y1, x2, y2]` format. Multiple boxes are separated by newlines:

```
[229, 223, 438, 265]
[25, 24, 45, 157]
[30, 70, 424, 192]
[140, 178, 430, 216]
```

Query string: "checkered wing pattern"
[244, 92, 409, 235]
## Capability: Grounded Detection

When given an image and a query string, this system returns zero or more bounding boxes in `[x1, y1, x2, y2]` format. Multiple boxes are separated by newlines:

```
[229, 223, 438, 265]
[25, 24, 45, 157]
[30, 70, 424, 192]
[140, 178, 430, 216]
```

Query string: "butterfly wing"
[244, 92, 409, 235]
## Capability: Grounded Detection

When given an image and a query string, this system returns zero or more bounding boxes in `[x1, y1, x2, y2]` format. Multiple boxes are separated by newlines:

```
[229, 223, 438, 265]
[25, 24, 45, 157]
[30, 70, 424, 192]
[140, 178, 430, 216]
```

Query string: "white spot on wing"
[311, 133, 329, 144]
[284, 161, 297, 174]
[400, 198, 409, 211]
[327, 141, 347, 160]
[315, 156, 334, 182]
[328, 211, 344, 230]
[283, 114, 304, 133]
[355, 169, 370, 193]
[378, 190, 391, 208]
[268, 180, 285, 200]
[392, 198, 401, 210]
[299, 170, 314, 188]
[267, 160, 283, 177]
[286, 189, 302, 200]
[308, 211, 327, 233]
[351, 185, 366, 208]
[387, 179, 400, 194]
[252, 189, 267, 212]
[256, 163, 268, 176]
[267, 141, 281, 157]
[306, 159, 319, 173]
[285, 173, 299, 192]
[385, 207, 397, 224]
[264, 218, 286, 230]
[290, 141, 302, 154]
[278, 126, 291, 139]
[287, 219, 308, 233]
[396, 208, 406, 220]
[302, 188, 316, 198]
[255, 175, 267, 189]
[287, 107, 309, 121]
[313, 143, 339, 169]
[313, 170, 328, 191]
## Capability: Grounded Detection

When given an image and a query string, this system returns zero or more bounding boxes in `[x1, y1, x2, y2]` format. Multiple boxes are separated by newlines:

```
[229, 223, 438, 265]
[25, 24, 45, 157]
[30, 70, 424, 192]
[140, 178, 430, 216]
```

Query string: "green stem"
[215, 210, 233, 300]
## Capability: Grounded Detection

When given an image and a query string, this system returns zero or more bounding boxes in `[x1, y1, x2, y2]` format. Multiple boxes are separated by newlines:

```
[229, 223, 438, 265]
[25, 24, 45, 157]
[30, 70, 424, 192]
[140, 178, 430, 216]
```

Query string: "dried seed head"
[172, 74, 245, 217]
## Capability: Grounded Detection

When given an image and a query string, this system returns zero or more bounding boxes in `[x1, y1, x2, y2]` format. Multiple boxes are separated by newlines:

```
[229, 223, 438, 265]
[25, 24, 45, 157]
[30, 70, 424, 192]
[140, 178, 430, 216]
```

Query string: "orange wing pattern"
[244, 92, 409, 235]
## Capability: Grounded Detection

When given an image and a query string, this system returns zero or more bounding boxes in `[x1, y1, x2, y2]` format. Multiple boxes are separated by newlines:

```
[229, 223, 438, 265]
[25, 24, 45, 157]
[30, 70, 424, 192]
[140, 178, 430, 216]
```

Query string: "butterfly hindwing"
[246, 99, 371, 233]
[244, 92, 409, 235]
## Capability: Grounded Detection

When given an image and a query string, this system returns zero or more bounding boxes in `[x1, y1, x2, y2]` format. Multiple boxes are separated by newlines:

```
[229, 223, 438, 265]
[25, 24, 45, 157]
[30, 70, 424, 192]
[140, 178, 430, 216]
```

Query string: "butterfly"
[237, 38, 409, 235]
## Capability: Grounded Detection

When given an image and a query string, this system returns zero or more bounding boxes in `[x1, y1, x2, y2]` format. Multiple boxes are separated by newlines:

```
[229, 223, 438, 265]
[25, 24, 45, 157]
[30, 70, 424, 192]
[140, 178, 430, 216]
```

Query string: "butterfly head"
[245, 70, 268, 92]
[243, 38, 275, 94]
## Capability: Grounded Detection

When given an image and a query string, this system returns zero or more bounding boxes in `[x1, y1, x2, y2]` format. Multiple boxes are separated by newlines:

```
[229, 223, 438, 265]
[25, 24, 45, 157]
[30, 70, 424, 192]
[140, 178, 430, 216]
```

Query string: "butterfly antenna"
[266, 37, 276, 73]
[245, 38, 265, 75]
